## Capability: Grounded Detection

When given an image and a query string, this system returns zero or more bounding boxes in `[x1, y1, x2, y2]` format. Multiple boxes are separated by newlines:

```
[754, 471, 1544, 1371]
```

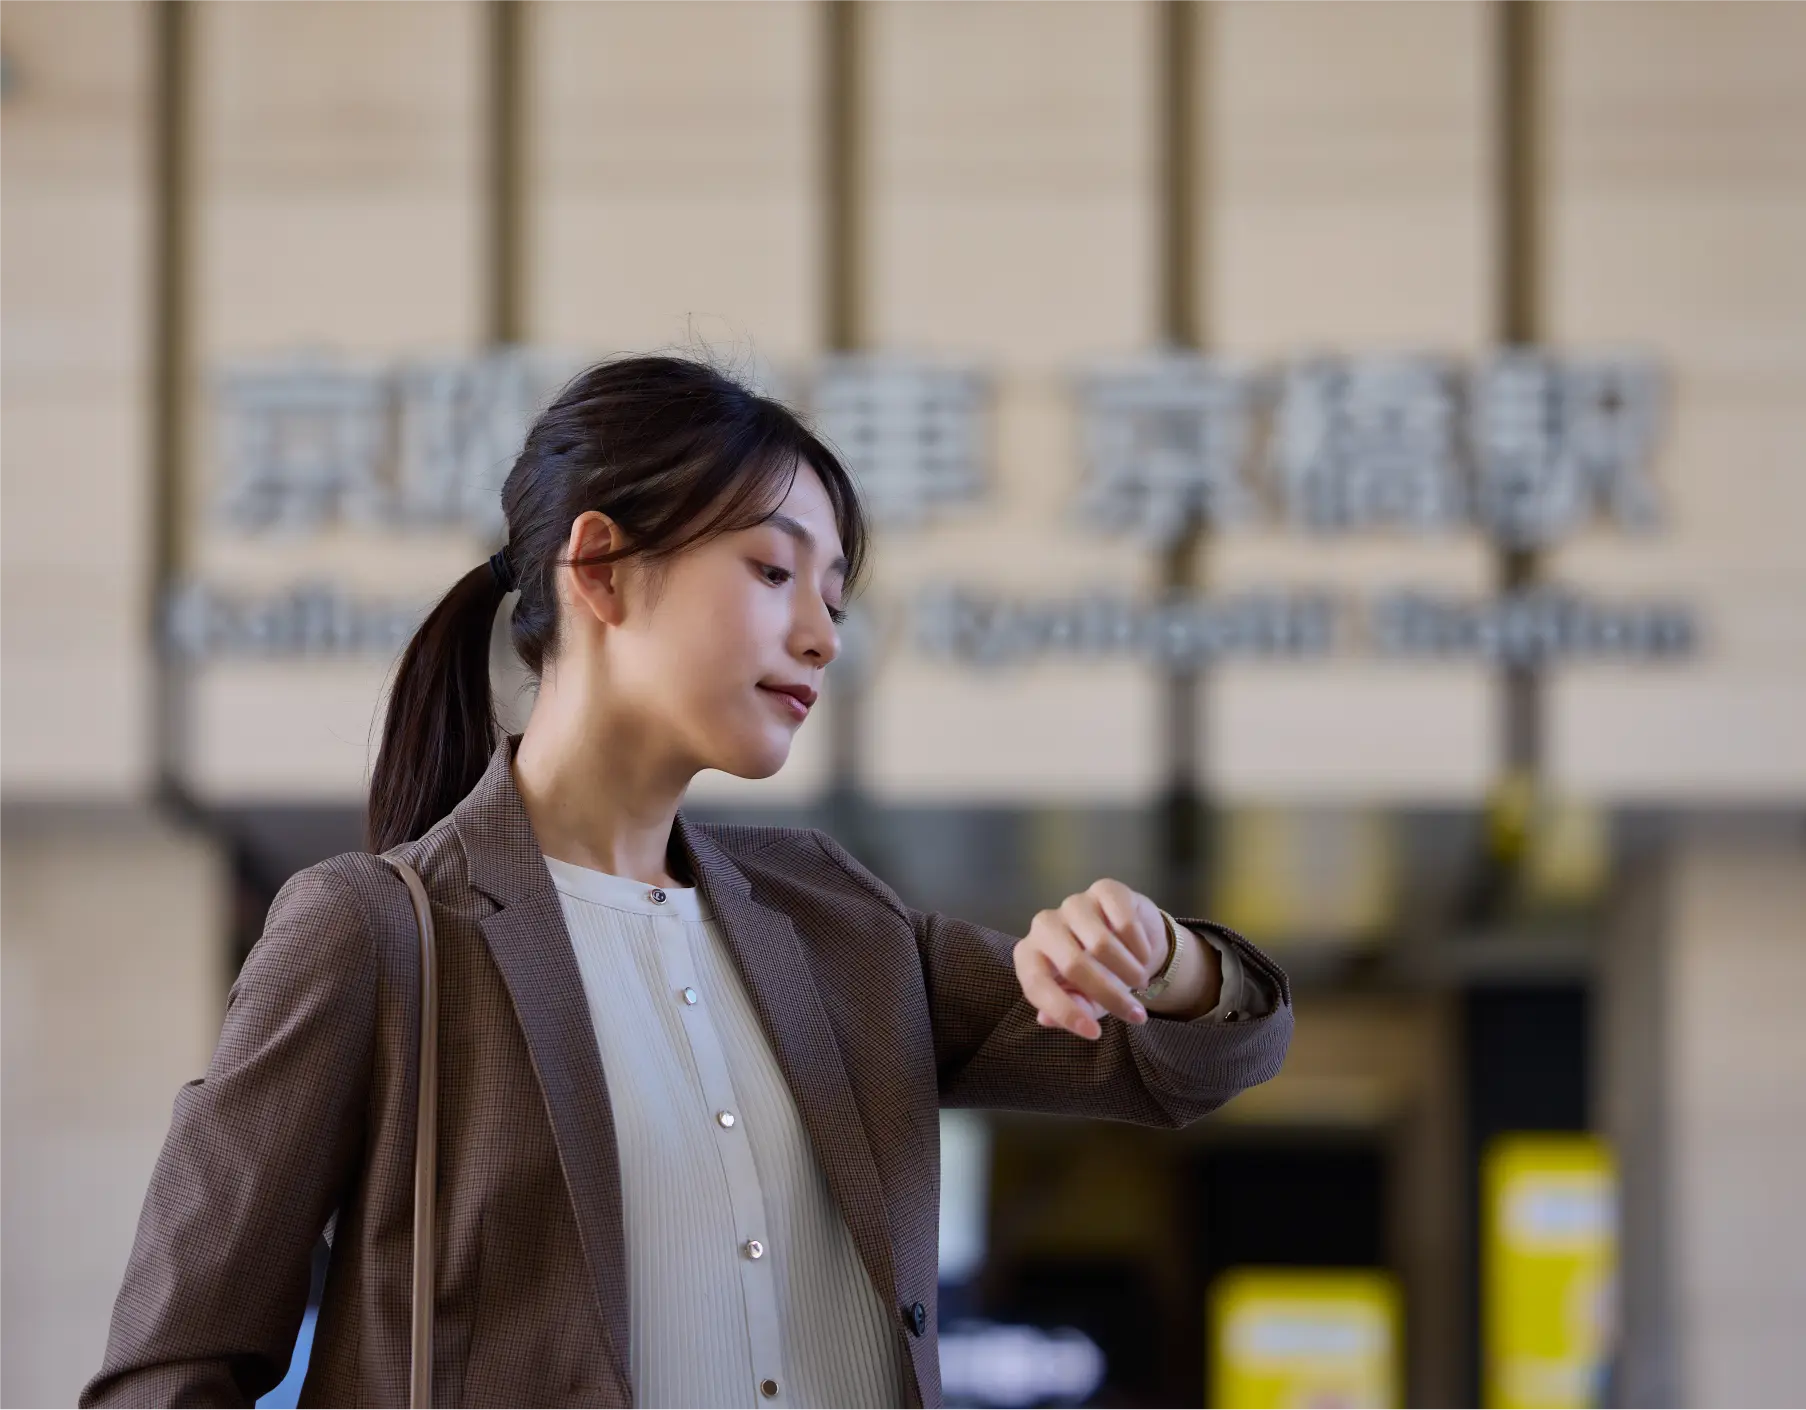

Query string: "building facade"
[4, 3, 1804, 1404]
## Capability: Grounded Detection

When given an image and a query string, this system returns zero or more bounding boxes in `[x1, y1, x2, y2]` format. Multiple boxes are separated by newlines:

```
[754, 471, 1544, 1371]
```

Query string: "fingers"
[1061, 893, 1151, 989]
[1043, 923, 1149, 1028]
[1086, 880, 1158, 970]
[1016, 945, 1106, 1040]
[1015, 884, 1165, 1041]
[1025, 913, 1148, 1032]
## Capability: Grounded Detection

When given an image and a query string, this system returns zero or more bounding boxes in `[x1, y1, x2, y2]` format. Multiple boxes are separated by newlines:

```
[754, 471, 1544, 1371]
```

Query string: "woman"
[83, 356, 1292, 1409]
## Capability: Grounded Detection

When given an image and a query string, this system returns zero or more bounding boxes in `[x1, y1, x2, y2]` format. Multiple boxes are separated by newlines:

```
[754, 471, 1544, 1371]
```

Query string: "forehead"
[768, 461, 844, 539]
[754, 462, 848, 577]
[772, 457, 835, 517]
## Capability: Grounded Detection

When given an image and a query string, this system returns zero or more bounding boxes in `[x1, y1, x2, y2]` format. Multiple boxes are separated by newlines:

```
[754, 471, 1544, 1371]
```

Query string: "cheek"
[651, 588, 766, 701]
[626, 564, 788, 717]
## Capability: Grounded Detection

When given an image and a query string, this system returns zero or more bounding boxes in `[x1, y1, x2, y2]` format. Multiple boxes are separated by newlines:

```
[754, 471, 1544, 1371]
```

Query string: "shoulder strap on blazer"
[378, 855, 438, 1410]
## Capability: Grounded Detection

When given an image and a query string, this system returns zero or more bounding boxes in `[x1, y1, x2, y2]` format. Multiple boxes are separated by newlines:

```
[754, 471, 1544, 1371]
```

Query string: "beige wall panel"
[178, 652, 831, 807]
[866, 1, 1156, 365]
[194, 0, 484, 352]
[1205, 0, 1494, 355]
[861, 387, 1157, 802]
[862, 384, 1155, 590]
[182, 1, 486, 802]
[3, 397, 151, 794]
[0, 1, 154, 798]
[3, 654, 148, 796]
[1201, 0, 1495, 802]
[869, 663, 1161, 806]
[1544, 3, 1806, 801]
[862, 1, 1161, 802]
[1209, 665, 1494, 803]
[1553, 675, 1804, 804]
[192, 526, 482, 596]
[528, 1, 821, 359]
[2, 815, 226, 1406]
[186, 662, 395, 802]
[1667, 834, 1806, 1405]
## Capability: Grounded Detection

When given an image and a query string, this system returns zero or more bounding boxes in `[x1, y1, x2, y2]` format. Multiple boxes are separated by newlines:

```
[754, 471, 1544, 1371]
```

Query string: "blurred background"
[3, 2, 1803, 1406]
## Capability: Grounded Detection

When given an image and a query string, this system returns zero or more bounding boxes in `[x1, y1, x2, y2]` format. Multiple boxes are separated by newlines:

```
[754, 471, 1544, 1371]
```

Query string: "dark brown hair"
[367, 354, 868, 853]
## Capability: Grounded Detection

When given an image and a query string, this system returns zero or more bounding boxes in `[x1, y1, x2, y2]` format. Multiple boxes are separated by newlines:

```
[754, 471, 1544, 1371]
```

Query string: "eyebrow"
[765, 513, 849, 580]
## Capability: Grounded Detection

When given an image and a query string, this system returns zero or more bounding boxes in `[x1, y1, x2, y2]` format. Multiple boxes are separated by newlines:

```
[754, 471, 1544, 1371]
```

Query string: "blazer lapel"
[451, 743, 632, 1395]
[671, 815, 907, 1345]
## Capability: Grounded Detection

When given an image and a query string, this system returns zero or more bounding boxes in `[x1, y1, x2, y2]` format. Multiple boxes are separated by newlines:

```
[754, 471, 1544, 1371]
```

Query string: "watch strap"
[1131, 907, 1183, 1002]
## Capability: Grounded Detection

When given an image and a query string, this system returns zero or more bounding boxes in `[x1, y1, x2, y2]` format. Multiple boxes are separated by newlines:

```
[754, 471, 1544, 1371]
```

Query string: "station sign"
[171, 347, 1694, 672]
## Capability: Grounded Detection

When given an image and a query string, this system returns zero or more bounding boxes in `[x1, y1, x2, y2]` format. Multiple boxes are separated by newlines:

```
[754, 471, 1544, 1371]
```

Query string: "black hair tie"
[488, 546, 518, 593]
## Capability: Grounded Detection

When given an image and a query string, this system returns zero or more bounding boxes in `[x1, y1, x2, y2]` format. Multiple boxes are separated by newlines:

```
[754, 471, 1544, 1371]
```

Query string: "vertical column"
[149, 0, 191, 802]
[1, 817, 227, 1406]
[818, 0, 870, 826]
[1664, 827, 1806, 1404]
[485, 0, 526, 348]
[1494, 0, 1543, 787]
[1157, 0, 1208, 913]
[1595, 839, 1678, 1406]
[1200, 1, 1496, 802]
[862, 0, 1163, 804]
[822, 0, 863, 357]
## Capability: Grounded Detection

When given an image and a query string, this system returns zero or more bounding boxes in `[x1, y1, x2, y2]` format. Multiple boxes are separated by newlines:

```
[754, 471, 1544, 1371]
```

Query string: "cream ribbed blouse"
[543, 855, 909, 1410]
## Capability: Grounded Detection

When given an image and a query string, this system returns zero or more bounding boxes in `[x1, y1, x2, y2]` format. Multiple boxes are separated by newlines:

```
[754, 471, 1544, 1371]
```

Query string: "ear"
[563, 510, 631, 629]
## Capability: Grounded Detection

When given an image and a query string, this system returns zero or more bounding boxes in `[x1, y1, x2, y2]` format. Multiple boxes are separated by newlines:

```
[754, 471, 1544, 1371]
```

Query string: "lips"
[758, 682, 816, 721]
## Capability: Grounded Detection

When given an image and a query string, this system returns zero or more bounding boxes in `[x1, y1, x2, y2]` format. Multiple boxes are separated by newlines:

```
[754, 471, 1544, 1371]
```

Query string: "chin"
[710, 734, 792, 781]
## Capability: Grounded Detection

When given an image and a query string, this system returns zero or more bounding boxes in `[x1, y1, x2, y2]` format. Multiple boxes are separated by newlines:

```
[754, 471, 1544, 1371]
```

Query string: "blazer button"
[907, 1301, 927, 1337]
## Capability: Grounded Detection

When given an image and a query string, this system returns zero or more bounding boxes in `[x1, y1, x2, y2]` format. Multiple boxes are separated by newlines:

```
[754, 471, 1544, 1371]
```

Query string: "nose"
[795, 592, 841, 667]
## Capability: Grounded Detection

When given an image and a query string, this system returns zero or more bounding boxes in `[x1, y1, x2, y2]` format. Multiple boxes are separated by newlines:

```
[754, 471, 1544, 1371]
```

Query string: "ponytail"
[367, 560, 508, 852]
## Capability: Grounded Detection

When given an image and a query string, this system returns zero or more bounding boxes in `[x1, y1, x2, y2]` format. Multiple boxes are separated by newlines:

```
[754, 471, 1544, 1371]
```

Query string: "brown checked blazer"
[82, 738, 1292, 1409]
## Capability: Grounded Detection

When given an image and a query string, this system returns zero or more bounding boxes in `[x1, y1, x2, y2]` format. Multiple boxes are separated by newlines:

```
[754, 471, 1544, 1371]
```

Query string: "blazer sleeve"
[79, 858, 380, 1409]
[810, 830, 1292, 1129]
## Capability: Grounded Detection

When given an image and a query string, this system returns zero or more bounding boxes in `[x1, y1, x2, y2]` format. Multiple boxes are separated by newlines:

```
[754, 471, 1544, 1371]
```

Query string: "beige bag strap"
[380, 856, 439, 1410]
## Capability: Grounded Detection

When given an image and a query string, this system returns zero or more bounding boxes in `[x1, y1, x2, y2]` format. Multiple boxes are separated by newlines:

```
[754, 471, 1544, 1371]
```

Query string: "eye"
[757, 561, 848, 626]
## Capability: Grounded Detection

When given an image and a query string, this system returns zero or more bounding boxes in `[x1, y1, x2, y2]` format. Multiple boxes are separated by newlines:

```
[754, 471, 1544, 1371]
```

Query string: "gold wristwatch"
[1131, 908, 1184, 1003]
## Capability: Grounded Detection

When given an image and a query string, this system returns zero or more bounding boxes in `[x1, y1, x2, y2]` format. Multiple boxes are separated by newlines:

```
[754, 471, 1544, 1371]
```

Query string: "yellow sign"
[1209, 1268, 1401, 1408]
[1483, 1134, 1618, 1408]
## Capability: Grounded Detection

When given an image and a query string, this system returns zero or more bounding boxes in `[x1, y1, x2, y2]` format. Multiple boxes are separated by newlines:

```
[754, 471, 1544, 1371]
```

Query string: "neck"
[511, 668, 696, 889]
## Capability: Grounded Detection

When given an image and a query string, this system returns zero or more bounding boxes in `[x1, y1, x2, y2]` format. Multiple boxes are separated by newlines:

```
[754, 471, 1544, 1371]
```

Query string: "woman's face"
[585, 460, 848, 782]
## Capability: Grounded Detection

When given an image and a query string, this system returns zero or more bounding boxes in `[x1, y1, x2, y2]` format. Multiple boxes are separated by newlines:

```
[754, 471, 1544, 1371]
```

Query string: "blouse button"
[681, 987, 699, 1006]
[744, 1238, 765, 1259]
[648, 888, 667, 904]
[717, 1110, 736, 1128]
[760, 1379, 779, 1398]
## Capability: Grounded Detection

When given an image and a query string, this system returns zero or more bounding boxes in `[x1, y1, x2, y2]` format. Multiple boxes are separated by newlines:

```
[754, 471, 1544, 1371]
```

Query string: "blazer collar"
[448, 738, 915, 1405]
